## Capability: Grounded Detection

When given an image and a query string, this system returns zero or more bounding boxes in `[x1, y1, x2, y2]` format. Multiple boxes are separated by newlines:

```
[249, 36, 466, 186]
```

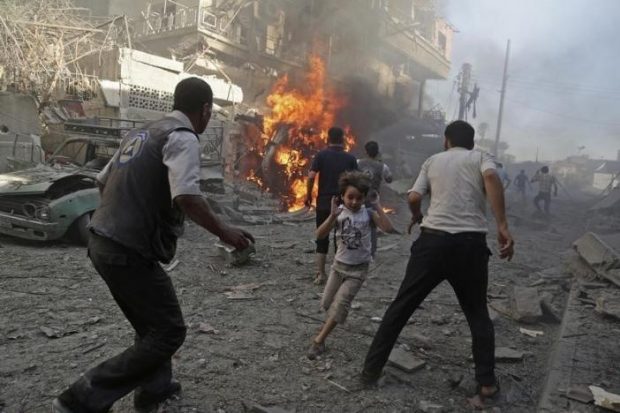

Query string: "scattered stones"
[589, 385, 620, 412]
[448, 373, 464, 388]
[388, 348, 426, 373]
[371, 316, 382, 323]
[510, 286, 543, 323]
[574, 232, 620, 270]
[495, 347, 524, 362]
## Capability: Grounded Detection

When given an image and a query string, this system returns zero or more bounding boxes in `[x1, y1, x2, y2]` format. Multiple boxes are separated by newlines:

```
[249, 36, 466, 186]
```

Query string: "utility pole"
[458, 63, 472, 120]
[493, 39, 511, 157]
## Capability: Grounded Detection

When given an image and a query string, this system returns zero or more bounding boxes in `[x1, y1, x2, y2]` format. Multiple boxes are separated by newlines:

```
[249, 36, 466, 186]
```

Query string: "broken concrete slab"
[215, 242, 256, 266]
[495, 347, 524, 362]
[590, 385, 620, 412]
[595, 294, 620, 321]
[510, 286, 543, 323]
[565, 384, 594, 404]
[388, 347, 426, 373]
[519, 327, 544, 338]
[410, 333, 433, 350]
[573, 232, 620, 270]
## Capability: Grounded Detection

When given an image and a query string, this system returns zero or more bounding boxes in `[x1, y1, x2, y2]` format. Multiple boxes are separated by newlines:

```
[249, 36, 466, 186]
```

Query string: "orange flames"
[247, 55, 356, 211]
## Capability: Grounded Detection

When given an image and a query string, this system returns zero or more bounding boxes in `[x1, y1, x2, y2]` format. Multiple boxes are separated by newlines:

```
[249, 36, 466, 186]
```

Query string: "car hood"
[0, 164, 95, 196]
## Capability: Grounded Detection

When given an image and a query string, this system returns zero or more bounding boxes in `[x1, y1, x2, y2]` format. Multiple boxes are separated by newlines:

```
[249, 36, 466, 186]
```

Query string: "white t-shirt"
[409, 148, 497, 233]
[334, 205, 373, 265]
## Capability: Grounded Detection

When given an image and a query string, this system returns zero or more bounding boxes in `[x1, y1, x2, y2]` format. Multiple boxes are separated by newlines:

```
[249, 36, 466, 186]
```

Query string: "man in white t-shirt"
[361, 121, 514, 404]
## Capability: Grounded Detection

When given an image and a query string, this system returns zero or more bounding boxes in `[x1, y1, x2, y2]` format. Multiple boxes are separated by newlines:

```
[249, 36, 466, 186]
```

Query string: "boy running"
[308, 171, 396, 359]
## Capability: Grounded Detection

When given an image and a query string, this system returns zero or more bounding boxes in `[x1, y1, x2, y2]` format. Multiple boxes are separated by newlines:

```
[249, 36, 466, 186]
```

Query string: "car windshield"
[49, 139, 118, 170]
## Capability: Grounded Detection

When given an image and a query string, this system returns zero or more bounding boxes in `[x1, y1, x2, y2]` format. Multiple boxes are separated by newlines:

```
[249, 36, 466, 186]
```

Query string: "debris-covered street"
[1, 0, 620, 412]
[2, 194, 619, 412]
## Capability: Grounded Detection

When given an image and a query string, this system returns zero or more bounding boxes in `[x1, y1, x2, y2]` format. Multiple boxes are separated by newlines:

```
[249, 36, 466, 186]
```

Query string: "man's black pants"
[58, 233, 186, 413]
[363, 230, 496, 385]
[534, 191, 551, 213]
[316, 209, 331, 254]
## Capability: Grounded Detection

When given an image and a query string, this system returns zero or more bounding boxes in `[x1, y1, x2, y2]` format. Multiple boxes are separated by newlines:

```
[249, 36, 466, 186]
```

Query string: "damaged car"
[0, 135, 119, 244]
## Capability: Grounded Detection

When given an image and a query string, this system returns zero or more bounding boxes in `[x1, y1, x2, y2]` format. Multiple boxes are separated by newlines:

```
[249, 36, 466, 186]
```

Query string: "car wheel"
[71, 212, 92, 246]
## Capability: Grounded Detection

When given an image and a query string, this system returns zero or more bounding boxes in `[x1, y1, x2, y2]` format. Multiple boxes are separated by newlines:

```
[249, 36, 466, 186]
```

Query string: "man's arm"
[316, 196, 340, 238]
[164, 131, 254, 249]
[407, 191, 424, 234]
[305, 170, 317, 207]
[383, 163, 393, 183]
[175, 195, 253, 249]
[483, 170, 514, 260]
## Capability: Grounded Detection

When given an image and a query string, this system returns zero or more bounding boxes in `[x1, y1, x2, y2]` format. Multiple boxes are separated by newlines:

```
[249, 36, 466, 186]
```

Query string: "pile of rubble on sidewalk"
[538, 226, 620, 412]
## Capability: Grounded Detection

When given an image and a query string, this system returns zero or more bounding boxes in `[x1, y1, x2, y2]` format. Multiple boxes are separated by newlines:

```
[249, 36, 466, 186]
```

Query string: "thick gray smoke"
[431, 0, 620, 161]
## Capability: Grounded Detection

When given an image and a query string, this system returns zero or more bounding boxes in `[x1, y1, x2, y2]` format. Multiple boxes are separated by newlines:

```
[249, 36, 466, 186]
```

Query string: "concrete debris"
[540, 293, 562, 324]
[410, 333, 433, 350]
[495, 347, 524, 362]
[510, 286, 543, 323]
[599, 269, 620, 289]
[371, 317, 382, 323]
[327, 379, 351, 393]
[418, 400, 445, 413]
[519, 327, 544, 337]
[589, 385, 620, 412]
[565, 384, 594, 404]
[40, 326, 63, 339]
[431, 314, 450, 325]
[376, 242, 399, 252]
[388, 347, 426, 373]
[197, 322, 219, 335]
[595, 294, 620, 321]
[573, 232, 620, 270]
[215, 243, 256, 266]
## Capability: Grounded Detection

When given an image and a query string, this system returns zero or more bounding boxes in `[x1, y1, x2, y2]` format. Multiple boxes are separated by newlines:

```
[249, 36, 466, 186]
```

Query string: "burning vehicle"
[0, 119, 132, 244]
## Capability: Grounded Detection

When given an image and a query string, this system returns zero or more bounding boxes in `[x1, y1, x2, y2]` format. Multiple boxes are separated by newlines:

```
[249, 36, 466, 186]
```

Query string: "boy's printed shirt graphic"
[335, 205, 372, 265]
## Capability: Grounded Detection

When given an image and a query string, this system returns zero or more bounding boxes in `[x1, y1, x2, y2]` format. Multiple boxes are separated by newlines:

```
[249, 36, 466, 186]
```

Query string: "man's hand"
[330, 196, 342, 217]
[304, 196, 312, 208]
[497, 225, 514, 261]
[219, 225, 255, 250]
[407, 213, 423, 234]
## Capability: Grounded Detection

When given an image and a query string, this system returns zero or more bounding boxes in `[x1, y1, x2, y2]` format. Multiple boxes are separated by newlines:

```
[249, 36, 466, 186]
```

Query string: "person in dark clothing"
[357, 140, 393, 257]
[514, 169, 531, 204]
[305, 127, 357, 285]
[360, 121, 514, 406]
[53, 78, 254, 413]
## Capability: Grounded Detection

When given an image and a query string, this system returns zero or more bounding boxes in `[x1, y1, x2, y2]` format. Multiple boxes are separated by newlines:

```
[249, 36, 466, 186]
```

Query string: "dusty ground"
[0, 193, 613, 413]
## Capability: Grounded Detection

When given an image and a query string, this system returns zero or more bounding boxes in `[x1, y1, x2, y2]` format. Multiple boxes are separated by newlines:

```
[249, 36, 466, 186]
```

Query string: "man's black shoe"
[52, 398, 75, 413]
[134, 380, 181, 412]
[359, 369, 383, 387]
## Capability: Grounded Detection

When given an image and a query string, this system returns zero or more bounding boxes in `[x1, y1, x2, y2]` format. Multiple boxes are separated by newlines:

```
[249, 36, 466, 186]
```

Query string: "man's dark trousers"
[363, 230, 496, 385]
[534, 191, 551, 213]
[58, 233, 187, 413]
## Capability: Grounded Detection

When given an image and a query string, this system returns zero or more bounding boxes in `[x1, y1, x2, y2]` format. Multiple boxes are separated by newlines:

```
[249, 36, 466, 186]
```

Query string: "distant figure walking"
[357, 140, 393, 257]
[513, 169, 531, 204]
[531, 166, 558, 214]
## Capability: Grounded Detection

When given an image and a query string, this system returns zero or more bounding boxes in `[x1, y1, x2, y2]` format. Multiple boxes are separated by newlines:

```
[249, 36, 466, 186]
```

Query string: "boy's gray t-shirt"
[334, 205, 372, 265]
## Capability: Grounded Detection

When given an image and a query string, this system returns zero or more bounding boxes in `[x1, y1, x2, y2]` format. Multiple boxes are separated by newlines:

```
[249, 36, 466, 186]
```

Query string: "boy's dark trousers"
[363, 229, 496, 386]
[58, 233, 187, 413]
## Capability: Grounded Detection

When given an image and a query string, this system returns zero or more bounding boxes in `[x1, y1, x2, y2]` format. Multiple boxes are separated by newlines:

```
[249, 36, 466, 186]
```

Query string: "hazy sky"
[428, 0, 620, 162]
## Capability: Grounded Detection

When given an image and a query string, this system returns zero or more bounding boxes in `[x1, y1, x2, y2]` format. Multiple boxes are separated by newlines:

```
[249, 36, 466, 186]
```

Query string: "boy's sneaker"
[307, 340, 326, 360]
